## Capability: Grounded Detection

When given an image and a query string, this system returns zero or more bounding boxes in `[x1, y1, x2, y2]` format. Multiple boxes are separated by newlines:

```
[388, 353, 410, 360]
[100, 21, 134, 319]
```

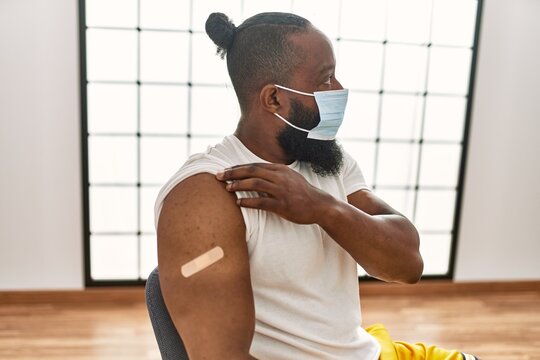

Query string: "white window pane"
[340, 92, 379, 140]
[88, 136, 137, 183]
[419, 144, 462, 187]
[140, 85, 188, 134]
[292, 1, 340, 38]
[192, 0, 242, 32]
[140, 137, 188, 184]
[415, 190, 456, 231]
[86, 29, 137, 81]
[243, 0, 292, 17]
[380, 94, 423, 140]
[423, 96, 467, 141]
[419, 233, 452, 275]
[431, 0, 478, 47]
[87, 83, 138, 134]
[428, 47, 472, 95]
[140, 31, 189, 83]
[337, 41, 383, 91]
[340, 0, 386, 41]
[191, 86, 240, 136]
[376, 143, 419, 186]
[86, 0, 138, 28]
[387, 0, 432, 44]
[373, 189, 415, 220]
[384, 44, 428, 92]
[140, 0, 190, 30]
[140, 186, 162, 233]
[189, 136, 224, 155]
[90, 187, 138, 232]
[341, 141, 376, 187]
[192, 33, 232, 85]
[140, 235, 158, 279]
[91, 235, 138, 280]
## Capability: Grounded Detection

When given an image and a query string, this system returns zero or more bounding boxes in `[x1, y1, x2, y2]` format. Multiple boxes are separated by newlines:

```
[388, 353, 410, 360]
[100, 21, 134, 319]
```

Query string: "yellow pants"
[366, 324, 477, 360]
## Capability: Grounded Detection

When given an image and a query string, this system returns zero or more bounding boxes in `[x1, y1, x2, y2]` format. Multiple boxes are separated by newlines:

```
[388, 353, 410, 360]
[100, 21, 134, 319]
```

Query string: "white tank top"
[154, 135, 381, 360]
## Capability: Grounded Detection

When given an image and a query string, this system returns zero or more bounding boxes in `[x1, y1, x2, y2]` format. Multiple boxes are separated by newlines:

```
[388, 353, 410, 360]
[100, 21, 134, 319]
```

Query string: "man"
[154, 12, 478, 360]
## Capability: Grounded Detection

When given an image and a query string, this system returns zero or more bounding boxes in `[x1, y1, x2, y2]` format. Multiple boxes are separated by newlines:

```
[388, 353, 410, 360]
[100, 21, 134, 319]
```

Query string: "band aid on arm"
[181, 246, 224, 278]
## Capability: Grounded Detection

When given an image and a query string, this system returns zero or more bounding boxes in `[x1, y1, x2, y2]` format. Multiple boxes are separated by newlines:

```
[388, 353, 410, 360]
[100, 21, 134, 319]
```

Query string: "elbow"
[368, 252, 424, 284]
[402, 252, 424, 284]
[404, 224, 423, 284]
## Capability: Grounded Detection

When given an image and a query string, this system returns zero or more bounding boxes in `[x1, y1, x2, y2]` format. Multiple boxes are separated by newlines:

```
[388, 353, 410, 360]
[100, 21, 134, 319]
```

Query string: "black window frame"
[79, 0, 485, 286]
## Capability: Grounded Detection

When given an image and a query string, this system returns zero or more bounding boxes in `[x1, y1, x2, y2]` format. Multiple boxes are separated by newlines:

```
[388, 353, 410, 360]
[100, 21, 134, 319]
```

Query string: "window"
[80, 0, 483, 285]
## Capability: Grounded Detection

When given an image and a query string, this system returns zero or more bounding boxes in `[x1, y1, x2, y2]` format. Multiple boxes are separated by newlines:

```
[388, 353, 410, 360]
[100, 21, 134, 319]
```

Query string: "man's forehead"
[289, 28, 336, 73]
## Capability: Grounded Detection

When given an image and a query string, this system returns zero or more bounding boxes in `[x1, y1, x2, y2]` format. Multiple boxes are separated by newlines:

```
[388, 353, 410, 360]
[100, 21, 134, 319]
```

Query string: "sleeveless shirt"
[154, 135, 381, 360]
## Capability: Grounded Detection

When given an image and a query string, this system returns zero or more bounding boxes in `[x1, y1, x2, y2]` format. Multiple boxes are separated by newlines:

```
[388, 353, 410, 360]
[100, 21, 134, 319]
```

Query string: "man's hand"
[216, 163, 334, 225]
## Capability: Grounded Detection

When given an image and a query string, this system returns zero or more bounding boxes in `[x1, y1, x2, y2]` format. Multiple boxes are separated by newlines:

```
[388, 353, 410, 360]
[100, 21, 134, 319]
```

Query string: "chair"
[145, 267, 190, 360]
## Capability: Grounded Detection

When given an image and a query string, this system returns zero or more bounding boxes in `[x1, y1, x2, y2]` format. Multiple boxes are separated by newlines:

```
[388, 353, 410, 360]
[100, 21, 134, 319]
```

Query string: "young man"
[154, 12, 478, 360]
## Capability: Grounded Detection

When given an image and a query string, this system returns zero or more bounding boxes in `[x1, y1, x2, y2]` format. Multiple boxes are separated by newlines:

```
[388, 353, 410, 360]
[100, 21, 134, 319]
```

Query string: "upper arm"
[346, 191, 422, 283]
[347, 189, 402, 216]
[156, 173, 255, 359]
[347, 189, 420, 250]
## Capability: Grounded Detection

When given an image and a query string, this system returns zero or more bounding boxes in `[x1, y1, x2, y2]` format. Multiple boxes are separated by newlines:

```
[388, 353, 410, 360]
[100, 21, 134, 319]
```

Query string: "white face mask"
[273, 84, 349, 140]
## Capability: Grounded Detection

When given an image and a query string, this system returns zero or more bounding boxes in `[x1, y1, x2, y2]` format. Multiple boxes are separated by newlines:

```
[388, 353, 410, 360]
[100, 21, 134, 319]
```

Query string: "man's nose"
[334, 77, 344, 90]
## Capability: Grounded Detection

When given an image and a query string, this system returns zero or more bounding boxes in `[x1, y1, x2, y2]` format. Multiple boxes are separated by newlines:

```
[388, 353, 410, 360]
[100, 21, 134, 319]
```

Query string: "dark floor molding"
[1, 280, 539, 304]
[0, 287, 145, 304]
[360, 279, 540, 296]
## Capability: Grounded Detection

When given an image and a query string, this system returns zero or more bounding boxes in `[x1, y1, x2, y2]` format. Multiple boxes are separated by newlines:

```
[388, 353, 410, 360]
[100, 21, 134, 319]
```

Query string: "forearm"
[316, 195, 423, 284]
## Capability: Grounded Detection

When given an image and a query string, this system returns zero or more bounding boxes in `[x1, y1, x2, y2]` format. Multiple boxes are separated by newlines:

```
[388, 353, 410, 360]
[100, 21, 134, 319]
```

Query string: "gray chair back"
[145, 267, 189, 360]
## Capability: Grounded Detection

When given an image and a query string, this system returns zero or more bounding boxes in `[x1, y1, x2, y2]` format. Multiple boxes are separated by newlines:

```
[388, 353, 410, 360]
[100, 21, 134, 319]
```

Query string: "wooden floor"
[0, 281, 539, 360]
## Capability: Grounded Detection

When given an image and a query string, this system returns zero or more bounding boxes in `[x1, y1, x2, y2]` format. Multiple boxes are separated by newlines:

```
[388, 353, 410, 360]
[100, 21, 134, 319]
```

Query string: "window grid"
[135, 0, 141, 284]
[80, 0, 483, 285]
[409, 1, 435, 224]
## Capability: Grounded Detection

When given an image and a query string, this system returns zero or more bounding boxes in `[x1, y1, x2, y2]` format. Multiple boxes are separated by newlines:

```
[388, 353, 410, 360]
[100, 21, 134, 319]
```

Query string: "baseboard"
[359, 279, 540, 296]
[1, 280, 538, 304]
[0, 287, 145, 304]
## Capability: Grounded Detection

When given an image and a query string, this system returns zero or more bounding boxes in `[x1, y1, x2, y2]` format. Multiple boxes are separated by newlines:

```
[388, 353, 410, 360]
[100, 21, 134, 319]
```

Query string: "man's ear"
[259, 84, 287, 114]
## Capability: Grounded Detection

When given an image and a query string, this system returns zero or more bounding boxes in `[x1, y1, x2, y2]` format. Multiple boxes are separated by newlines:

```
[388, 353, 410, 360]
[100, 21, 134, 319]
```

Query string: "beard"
[276, 99, 344, 177]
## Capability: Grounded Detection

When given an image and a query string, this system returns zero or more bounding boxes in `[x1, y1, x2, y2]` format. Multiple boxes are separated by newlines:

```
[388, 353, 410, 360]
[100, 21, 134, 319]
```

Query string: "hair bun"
[205, 12, 236, 58]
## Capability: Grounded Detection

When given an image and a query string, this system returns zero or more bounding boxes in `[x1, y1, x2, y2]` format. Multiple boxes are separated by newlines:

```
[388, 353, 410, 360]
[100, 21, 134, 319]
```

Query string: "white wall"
[0, 0, 538, 290]
[454, 0, 540, 281]
[0, 0, 84, 289]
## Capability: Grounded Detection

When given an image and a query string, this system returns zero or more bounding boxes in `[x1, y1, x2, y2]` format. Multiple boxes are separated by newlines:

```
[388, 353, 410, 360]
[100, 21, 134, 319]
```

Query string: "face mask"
[273, 84, 349, 140]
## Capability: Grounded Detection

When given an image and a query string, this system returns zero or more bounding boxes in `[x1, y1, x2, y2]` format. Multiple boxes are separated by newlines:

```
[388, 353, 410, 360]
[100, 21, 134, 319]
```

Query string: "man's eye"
[323, 76, 332, 85]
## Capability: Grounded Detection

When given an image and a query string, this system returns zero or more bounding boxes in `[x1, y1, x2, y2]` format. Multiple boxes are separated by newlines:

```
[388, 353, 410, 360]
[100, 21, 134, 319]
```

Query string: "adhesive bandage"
[181, 246, 224, 278]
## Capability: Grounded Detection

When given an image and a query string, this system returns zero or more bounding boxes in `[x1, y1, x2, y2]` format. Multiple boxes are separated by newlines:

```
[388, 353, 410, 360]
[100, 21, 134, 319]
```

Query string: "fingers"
[226, 178, 278, 195]
[236, 196, 278, 212]
[215, 163, 293, 213]
[216, 163, 284, 182]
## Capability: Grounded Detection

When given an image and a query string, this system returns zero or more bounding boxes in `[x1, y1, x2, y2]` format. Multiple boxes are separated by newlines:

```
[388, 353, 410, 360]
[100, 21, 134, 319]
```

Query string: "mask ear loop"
[274, 84, 315, 97]
[273, 113, 310, 133]
[273, 84, 316, 133]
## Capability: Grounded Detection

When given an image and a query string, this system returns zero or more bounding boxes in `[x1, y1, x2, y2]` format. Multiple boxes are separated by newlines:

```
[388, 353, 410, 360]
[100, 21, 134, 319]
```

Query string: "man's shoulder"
[154, 136, 241, 230]
[162, 172, 232, 207]
[156, 172, 243, 234]
[181, 135, 246, 171]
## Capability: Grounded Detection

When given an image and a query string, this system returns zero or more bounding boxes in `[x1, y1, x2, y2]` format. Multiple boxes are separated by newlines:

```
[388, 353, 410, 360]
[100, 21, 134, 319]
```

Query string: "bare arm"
[217, 163, 423, 284]
[321, 188, 423, 284]
[157, 173, 257, 359]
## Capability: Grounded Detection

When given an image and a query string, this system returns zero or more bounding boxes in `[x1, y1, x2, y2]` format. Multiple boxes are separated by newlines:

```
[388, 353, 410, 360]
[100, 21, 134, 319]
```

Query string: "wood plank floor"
[0, 281, 539, 360]
[360, 283, 540, 360]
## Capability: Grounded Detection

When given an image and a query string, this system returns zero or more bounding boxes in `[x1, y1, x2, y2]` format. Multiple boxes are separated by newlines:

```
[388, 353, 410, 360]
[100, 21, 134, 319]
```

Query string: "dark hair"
[205, 12, 311, 111]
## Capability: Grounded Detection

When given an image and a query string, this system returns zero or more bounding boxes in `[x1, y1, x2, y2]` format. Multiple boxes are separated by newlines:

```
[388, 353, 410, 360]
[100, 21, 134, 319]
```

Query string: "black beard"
[276, 99, 344, 177]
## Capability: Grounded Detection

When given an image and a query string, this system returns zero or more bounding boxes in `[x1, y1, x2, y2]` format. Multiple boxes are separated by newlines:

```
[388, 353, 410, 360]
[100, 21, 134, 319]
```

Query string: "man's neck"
[234, 117, 294, 165]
